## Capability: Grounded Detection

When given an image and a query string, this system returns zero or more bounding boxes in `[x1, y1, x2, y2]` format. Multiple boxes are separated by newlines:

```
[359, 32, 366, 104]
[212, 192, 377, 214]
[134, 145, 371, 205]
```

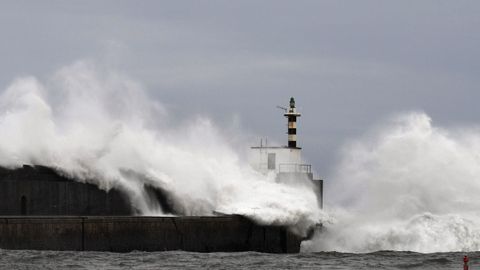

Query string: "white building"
[249, 146, 310, 175]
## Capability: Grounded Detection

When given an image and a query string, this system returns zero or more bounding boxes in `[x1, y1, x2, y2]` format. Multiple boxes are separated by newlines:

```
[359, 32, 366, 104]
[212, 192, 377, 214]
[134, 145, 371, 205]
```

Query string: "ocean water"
[0, 250, 477, 270]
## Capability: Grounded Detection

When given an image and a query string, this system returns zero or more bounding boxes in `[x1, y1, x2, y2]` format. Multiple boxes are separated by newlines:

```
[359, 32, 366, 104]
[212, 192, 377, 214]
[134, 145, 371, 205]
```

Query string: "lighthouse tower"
[285, 97, 301, 148]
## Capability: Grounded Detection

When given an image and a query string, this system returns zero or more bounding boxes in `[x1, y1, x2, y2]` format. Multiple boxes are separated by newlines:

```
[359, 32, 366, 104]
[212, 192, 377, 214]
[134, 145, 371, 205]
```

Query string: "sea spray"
[0, 60, 321, 233]
[305, 112, 480, 252]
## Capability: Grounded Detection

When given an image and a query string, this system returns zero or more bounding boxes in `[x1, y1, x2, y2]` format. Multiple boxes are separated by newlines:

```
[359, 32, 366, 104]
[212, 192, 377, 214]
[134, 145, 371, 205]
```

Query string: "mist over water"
[306, 113, 480, 253]
[0, 61, 320, 233]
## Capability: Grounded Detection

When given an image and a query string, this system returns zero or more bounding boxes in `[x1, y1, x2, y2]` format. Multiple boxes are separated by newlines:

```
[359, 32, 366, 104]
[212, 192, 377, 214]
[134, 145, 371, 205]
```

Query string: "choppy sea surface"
[0, 249, 477, 270]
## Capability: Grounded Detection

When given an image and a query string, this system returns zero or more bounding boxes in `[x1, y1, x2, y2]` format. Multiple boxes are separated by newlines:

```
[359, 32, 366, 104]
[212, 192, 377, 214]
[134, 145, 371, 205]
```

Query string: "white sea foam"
[6, 60, 474, 252]
[0, 61, 321, 234]
[305, 112, 480, 252]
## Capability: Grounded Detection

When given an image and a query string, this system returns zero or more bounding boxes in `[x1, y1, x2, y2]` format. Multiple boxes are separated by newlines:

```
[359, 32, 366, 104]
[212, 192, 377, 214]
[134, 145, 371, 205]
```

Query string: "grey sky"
[1, 1, 480, 178]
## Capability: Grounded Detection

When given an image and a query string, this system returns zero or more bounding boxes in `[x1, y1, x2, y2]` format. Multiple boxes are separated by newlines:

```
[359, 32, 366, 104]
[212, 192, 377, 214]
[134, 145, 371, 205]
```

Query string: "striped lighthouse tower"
[284, 97, 301, 148]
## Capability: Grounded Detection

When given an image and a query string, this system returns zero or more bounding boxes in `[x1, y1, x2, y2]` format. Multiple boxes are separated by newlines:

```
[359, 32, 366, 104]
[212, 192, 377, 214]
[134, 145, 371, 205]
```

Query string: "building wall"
[249, 147, 302, 174]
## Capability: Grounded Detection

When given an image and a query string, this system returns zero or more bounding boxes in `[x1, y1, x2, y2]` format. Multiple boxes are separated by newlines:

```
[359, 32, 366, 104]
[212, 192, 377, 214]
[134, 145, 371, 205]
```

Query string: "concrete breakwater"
[0, 215, 302, 253]
[0, 166, 304, 253]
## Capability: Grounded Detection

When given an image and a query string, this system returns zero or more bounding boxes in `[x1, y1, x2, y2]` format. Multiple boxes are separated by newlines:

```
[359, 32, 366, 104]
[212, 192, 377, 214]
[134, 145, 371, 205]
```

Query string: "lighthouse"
[249, 97, 323, 208]
[285, 97, 301, 148]
[249, 97, 304, 174]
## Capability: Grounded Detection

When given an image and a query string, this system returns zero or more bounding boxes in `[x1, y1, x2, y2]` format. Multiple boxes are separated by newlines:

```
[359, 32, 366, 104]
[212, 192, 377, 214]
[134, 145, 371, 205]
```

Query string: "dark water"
[0, 249, 478, 269]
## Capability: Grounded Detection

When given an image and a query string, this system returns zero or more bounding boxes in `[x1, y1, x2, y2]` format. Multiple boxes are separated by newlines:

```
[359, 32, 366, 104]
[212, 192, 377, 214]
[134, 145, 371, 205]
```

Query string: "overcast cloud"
[1, 1, 480, 177]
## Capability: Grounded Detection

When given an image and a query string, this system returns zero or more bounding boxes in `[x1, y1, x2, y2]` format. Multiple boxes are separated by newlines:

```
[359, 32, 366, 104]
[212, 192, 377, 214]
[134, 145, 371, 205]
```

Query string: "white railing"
[253, 163, 312, 174]
[278, 163, 311, 173]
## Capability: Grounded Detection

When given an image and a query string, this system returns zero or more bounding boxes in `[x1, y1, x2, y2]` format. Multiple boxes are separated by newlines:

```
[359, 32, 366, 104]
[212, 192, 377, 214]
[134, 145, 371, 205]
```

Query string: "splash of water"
[0, 61, 320, 233]
[305, 112, 480, 253]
